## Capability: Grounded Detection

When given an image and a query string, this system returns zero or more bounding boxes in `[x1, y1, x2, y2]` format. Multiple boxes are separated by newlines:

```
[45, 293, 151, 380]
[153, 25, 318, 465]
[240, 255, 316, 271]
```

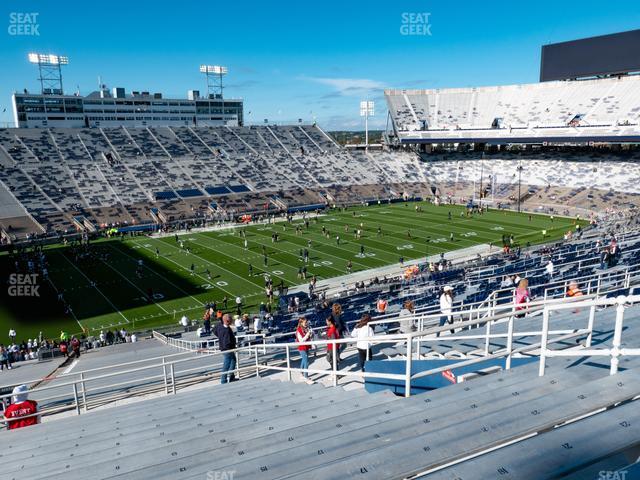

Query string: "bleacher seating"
[386, 75, 640, 142]
[1, 124, 438, 239]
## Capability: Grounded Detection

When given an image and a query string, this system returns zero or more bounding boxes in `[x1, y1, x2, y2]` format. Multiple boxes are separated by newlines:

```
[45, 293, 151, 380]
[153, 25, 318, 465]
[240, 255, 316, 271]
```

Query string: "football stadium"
[1, 2, 640, 479]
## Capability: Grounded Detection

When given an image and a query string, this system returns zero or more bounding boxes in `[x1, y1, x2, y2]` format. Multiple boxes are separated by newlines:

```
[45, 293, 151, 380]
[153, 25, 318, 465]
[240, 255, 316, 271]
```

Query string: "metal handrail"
[369, 264, 637, 329]
[2, 295, 639, 428]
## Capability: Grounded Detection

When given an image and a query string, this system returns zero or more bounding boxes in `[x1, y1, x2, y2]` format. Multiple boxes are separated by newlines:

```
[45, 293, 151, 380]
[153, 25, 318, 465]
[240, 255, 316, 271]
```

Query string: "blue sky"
[1, 0, 639, 129]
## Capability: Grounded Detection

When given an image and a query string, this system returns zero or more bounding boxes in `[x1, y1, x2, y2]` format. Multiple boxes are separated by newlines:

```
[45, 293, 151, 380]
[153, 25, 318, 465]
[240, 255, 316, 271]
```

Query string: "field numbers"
[312, 260, 333, 267]
[272, 270, 284, 275]
[355, 253, 376, 258]
[216, 281, 228, 287]
[461, 231, 477, 238]
[396, 244, 414, 251]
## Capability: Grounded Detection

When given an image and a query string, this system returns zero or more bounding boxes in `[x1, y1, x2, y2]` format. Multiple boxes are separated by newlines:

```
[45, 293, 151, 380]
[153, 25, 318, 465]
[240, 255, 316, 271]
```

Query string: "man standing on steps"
[215, 314, 237, 384]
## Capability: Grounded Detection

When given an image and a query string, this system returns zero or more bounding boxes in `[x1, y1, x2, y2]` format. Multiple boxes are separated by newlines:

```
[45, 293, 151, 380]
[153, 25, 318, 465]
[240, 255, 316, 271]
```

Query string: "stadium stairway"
[1, 355, 639, 479]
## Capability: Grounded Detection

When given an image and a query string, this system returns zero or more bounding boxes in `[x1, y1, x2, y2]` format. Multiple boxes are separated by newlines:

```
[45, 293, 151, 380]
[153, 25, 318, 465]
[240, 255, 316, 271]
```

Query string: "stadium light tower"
[200, 64, 227, 98]
[28, 53, 69, 95]
[200, 64, 228, 125]
[360, 100, 374, 149]
[517, 162, 524, 213]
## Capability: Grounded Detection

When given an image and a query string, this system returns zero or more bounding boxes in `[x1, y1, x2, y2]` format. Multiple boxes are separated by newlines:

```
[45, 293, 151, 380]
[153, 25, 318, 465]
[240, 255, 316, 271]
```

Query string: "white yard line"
[57, 252, 130, 324]
[106, 243, 205, 307]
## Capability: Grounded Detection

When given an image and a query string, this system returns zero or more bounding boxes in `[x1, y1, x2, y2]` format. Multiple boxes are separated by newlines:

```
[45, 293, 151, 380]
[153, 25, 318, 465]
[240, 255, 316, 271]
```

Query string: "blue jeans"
[221, 352, 236, 384]
[438, 315, 453, 337]
[299, 349, 309, 378]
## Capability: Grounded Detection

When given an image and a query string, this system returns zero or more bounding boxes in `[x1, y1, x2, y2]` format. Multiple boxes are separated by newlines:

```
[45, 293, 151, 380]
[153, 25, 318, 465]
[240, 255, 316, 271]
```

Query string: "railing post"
[539, 306, 550, 377]
[162, 357, 169, 394]
[72, 382, 81, 416]
[255, 347, 260, 378]
[169, 363, 176, 394]
[332, 342, 338, 387]
[235, 351, 240, 380]
[404, 335, 413, 398]
[285, 345, 292, 382]
[79, 372, 88, 413]
[610, 296, 626, 375]
[505, 313, 514, 370]
[586, 305, 596, 348]
[484, 318, 492, 356]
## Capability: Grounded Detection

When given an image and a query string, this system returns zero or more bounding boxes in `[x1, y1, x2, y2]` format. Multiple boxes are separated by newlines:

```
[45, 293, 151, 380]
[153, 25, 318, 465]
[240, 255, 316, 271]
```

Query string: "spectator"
[0, 345, 11, 371]
[214, 314, 237, 384]
[438, 286, 454, 336]
[295, 317, 314, 384]
[351, 314, 374, 371]
[500, 275, 513, 289]
[566, 280, 583, 298]
[253, 316, 262, 334]
[325, 317, 340, 366]
[545, 260, 554, 280]
[399, 300, 414, 333]
[180, 315, 189, 332]
[70, 336, 81, 358]
[376, 297, 388, 315]
[130, 333, 137, 343]
[3, 385, 38, 430]
[233, 314, 243, 332]
[515, 278, 532, 318]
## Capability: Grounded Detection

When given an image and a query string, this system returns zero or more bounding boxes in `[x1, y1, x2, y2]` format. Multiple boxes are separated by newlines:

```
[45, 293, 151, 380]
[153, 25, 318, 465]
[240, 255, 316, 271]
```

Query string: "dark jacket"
[214, 322, 236, 351]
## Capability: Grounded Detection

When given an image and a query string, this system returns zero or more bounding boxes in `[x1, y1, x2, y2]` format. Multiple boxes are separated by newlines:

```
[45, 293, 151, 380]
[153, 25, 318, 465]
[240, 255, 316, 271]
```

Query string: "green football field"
[0, 202, 584, 342]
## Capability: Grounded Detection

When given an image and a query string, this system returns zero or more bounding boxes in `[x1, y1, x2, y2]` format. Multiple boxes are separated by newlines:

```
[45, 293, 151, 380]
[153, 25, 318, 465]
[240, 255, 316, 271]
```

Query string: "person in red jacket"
[4, 385, 38, 430]
[325, 316, 340, 367]
[295, 317, 314, 384]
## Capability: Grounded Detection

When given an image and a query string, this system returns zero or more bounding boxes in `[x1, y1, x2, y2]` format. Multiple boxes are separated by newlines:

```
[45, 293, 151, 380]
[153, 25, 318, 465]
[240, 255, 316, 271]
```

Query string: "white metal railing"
[2, 295, 639, 428]
[368, 265, 638, 333]
[250, 294, 640, 397]
[152, 330, 267, 353]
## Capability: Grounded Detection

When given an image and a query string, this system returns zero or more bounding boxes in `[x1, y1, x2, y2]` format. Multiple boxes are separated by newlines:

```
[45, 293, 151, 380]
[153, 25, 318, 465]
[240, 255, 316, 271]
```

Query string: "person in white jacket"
[351, 314, 374, 371]
[438, 286, 454, 337]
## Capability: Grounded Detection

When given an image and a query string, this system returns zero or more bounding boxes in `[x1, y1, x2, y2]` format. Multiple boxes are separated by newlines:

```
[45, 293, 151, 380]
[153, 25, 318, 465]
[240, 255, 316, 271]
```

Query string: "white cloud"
[302, 76, 386, 97]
